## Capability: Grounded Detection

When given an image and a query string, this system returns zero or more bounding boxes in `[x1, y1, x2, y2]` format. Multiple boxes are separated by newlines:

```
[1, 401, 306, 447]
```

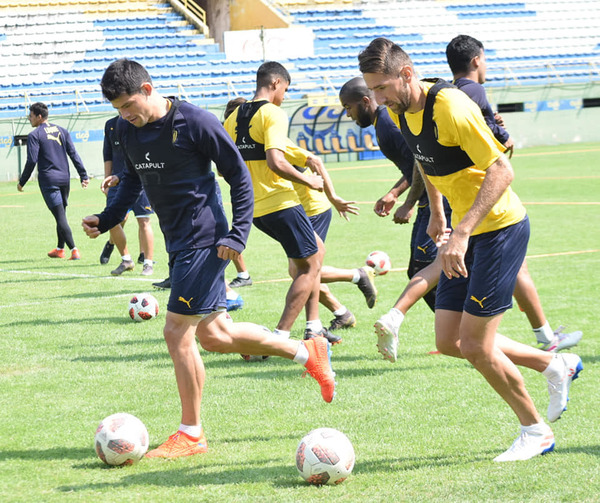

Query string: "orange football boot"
[302, 336, 336, 403]
[47, 248, 65, 258]
[145, 430, 208, 458]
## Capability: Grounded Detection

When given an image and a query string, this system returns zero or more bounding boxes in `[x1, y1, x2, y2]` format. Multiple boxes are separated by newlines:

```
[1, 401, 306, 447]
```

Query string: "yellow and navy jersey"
[389, 80, 525, 235]
[223, 100, 301, 218]
[284, 139, 331, 217]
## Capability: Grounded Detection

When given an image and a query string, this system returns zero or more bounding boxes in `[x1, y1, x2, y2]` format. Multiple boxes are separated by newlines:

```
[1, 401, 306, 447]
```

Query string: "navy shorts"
[410, 199, 452, 264]
[253, 205, 318, 259]
[435, 216, 530, 317]
[107, 186, 154, 218]
[41, 185, 69, 209]
[309, 208, 332, 242]
[167, 247, 228, 315]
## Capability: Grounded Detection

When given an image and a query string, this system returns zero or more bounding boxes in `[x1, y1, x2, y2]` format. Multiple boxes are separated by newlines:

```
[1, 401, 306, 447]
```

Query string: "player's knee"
[436, 337, 460, 357]
[197, 328, 230, 353]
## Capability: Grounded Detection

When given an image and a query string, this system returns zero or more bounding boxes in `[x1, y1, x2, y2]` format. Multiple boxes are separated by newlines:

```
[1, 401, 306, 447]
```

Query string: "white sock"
[533, 321, 554, 344]
[226, 289, 239, 300]
[306, 320, 323, 332]
[273, 328, 290, 339]
[521, 421, 549, 435]
[293, 342, 309, 365]
[390, 308, 405, 326]
[333, 306, 348, 316]
[71, 247, 77, 251]
[351, 269, 360, 284]
[122, 254, 132, 262]
[144, 259, 153, 266]
[237, 271, 250, 279]
[179, 423, 202, 438]
[542, 354, 564, 382]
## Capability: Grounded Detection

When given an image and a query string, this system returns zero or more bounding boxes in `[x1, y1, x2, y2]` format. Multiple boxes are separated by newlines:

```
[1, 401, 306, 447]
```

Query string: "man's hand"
[374, 192, 397, 217]
[16, 183, 23, 192]
[217, 245, 240, 262]
[81, 179, 89, 189]
[306, 173, 324, 192]
[504, 137, 515, 159]
[330, 196, 359, 221]
[393, 202, 414, 224]
[101, 175, 120, 195]
[82, 215, 101, 238]
[438, 230, 469, 279]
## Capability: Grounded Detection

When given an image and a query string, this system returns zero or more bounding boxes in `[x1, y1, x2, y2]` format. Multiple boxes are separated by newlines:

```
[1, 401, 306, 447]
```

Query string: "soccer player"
[17, 102, 88, 260]
[222, 62, 331, 343]
[82, 59, 336, 458]
[100, 115, 156, 276]
[446, 34, 582, 352]
[225, 96, 375, 338]
[359, 38, 582, 461]
[339, 77, 451, 344]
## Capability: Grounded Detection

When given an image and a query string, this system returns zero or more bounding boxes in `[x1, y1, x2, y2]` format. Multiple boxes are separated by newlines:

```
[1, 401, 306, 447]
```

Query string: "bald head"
[339, 76, 373, 104]
[339, 76, 378, 128]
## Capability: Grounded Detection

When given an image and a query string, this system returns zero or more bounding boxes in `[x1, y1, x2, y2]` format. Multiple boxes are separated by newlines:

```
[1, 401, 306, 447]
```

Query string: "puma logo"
[178, 296, 193, 309]
[417, 245, 428, 253]
[470, 295, 487, 309]
[46, 132, 62, 146]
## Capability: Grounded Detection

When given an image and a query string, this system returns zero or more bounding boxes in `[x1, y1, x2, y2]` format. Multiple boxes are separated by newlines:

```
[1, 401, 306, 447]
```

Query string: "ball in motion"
[365, 250, 391, 276]
[296, 428, 355, 485]
[129, 293, 159, 321]
[94, 412, 149, 466]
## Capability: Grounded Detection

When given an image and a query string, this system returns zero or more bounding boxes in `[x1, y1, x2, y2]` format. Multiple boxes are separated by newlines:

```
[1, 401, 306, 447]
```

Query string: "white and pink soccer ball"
[94, 413, 149, 466]
[296, 428, 355, 485]
[128, 293, 159, 322]
[365, 250, 391, 276]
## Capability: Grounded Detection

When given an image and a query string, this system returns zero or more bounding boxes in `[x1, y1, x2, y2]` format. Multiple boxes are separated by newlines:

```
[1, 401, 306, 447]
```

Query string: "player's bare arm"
[393, 161, 425, 224]
[441, 155, 514, 279]
[266, 148, 324, 191]
[305, 154, 359, 220]
[420, 163, 448, 248]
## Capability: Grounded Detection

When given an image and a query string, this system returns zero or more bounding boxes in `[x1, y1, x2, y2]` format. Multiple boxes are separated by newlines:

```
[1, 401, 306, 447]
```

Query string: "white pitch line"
[0, 268, 156, 282]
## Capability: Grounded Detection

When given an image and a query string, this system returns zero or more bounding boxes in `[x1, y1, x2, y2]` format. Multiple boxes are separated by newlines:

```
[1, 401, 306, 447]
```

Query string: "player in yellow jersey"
[223, 62, 330, 342]
[359, 38, 582, 462]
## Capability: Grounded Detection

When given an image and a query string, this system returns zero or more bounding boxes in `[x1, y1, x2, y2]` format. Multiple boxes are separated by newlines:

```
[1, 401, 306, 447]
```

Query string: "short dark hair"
[446, 35, 484, 75]
[29, 102, 48, 119]
[100, 58, 152, 101]
[358, 37, 413, 76]
[256, 61, 291, 89]
[339, 76, 373, 103]
[224, 97, 247, 120]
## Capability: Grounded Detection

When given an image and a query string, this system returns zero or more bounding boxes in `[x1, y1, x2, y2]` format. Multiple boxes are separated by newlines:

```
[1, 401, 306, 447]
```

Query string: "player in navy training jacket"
[17, 102, 88, 260]
[81, 59, 337, 458]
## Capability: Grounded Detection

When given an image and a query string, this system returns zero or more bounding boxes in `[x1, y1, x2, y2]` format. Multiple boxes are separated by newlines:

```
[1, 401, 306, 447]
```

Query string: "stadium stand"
[2, 0, 599, 119]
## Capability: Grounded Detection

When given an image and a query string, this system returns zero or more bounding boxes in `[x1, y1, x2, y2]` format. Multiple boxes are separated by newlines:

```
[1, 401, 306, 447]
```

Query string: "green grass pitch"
[0, 142, 599, 502]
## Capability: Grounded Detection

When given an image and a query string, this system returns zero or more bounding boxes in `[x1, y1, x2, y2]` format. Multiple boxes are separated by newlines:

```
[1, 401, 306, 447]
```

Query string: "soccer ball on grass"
[94, 412, 149, 466]
[129, 293, 159, 321]
[365, 250, 391, 276]
[296, 428, 355, 485]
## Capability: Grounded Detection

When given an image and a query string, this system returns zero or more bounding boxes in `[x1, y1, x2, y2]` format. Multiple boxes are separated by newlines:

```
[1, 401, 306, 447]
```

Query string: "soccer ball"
[365, 250, 391, 276]
[296, 428, 355, 485]
[129, 293, 159, 322]
[94, 412, 149, 466]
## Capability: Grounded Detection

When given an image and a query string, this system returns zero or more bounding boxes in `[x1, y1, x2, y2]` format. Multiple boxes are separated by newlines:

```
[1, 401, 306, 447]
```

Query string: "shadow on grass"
[53, 451, 495, 493]
[2, 316, 137, 327]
